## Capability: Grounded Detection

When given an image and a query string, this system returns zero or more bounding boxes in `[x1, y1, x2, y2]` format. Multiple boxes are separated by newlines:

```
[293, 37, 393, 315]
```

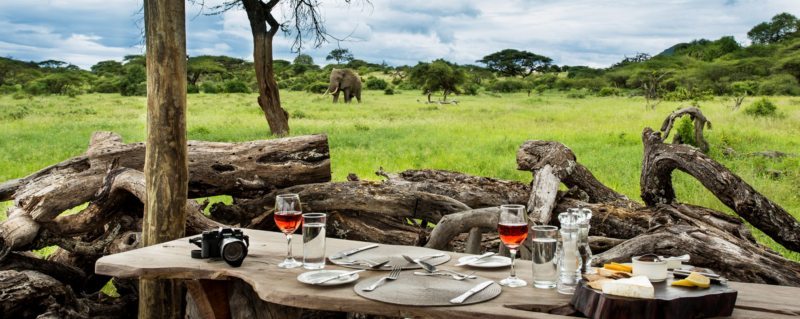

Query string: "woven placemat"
[354, 273, 501, 306]
[329, 245, 450, 270]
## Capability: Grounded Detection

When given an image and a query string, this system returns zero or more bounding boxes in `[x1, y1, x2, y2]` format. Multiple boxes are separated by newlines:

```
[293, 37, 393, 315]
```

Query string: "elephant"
[326, 68, 362, 103]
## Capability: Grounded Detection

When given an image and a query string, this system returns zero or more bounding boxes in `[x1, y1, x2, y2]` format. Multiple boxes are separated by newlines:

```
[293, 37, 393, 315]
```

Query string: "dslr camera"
[190, 227, 249, 267]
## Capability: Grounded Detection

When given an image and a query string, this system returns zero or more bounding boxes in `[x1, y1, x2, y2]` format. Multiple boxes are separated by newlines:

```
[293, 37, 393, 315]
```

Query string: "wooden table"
[95, 229, 800, 319]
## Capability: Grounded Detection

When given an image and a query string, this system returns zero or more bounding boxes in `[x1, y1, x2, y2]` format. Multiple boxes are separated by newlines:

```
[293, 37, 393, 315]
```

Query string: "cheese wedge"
[601, 275, 655, 299]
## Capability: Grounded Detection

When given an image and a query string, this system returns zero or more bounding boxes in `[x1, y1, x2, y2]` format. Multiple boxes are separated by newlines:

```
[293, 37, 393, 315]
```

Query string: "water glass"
[531, 225, 558, 289]
[302, 213, 327, 270]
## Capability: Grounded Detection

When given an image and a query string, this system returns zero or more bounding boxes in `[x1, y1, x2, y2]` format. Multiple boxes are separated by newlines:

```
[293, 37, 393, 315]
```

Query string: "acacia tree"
[409, 59, 465, 102]
[205, 0, 362, 136]
[477, 49, 553, 78]
[748, 12, 800, 45]
[326, 48, 354, 64]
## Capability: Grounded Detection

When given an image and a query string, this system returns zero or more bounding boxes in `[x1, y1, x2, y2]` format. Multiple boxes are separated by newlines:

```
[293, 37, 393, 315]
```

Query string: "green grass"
[1, 91, 798, 260]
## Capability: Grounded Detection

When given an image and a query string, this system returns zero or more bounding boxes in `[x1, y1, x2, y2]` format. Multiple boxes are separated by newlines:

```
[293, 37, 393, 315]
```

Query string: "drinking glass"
[531, 225, 558, 288]
[498, 204, 528, 288]
[274, 194, 303, 268]
[302, 213, 327, 269]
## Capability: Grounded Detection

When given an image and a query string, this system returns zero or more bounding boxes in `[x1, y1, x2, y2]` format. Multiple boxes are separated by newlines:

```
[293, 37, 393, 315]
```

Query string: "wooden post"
[140, 0, 188, 318]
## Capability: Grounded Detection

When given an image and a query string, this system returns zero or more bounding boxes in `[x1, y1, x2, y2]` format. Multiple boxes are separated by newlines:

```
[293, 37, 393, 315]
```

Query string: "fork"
[361, 265, 402, 291]
[337, 259, 390, 269]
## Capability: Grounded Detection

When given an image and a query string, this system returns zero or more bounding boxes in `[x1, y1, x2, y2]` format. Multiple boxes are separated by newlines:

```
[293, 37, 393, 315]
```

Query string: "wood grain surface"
[96, 229, 800, 319]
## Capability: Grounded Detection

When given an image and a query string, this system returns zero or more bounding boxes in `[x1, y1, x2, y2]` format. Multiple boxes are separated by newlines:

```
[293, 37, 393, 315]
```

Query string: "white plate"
[297, 270, 360, 286]
[456, 255, 512, 268]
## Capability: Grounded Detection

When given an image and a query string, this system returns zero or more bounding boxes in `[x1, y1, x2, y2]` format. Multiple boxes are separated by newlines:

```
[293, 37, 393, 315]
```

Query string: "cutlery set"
[311, 245, 500, 304]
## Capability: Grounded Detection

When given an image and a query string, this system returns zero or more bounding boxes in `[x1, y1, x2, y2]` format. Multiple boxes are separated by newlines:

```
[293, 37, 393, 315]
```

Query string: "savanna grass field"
[1, 91, 799, 260]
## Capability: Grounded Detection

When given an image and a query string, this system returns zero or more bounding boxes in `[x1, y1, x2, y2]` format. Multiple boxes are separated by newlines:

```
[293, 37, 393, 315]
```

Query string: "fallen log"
[517, 140, 629, 204]
[377, 168, 529, 208]
[641, 127, 800, 252]
[239, 181, 471, 245]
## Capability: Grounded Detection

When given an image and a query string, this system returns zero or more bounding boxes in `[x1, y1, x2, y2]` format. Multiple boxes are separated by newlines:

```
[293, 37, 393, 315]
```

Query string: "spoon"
[413, 271, 475, 281]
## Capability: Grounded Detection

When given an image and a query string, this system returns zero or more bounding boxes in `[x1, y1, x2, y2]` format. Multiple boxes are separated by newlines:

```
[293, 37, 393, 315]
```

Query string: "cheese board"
[570, 277, 737, 319]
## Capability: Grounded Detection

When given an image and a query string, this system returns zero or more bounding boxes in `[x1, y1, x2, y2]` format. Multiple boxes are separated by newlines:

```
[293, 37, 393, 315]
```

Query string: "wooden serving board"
[570, 278, 737, 319]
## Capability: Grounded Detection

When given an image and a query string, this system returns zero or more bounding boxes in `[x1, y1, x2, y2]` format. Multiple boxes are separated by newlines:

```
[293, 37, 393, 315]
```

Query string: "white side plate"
[456, 255, 511, 268]
[297, 270, 360, 286]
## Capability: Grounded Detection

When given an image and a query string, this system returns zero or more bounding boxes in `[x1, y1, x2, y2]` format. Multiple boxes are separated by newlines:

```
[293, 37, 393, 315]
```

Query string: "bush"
[23, 81, 48, 95]
[223, 80, 250, 93]
[0, 84, 21, 94]
[597, 87, 621, 97]
[757, 74, 800, 96]
[305, 82, 329, 94]
[200, 82, 222, 94]
[487, 78, 526, 93]
[673, 116, 697, 146]
[365, 76, 388, 90]
[91, 77, 120, 93]
[120, 64, 146, 96]
[384, 86, 395, 95]
[187, 84, 199, 94]
[462, 83, 479, 95]
[566, 89, 587, 99]
[744, 98, 778, 117]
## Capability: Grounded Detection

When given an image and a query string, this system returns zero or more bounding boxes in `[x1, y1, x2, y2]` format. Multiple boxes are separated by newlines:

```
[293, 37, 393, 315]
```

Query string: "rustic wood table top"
[95, 229, 800, 319]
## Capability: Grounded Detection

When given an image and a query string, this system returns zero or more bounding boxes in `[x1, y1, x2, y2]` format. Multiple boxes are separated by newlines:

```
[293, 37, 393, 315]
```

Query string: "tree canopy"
[477, 49, 553, 77]
[409, 59, 465, 101]
[326, 48, 355, 64]
[747, 12, 800, 44]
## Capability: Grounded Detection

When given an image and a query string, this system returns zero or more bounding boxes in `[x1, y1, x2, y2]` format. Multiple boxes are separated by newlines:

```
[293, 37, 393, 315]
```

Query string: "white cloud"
[2, 0, 800, 68]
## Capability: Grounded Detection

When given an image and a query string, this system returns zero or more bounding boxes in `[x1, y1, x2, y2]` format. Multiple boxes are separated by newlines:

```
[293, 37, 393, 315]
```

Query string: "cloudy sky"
[1, 0, 799, 69]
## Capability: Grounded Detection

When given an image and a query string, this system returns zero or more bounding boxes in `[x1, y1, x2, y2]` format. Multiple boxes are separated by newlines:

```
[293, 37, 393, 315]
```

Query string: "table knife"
[311, 270, 365, 284]
[330, 244, 379, 260]
[455, 252, 496, 266]
[449, 281, 494, 304]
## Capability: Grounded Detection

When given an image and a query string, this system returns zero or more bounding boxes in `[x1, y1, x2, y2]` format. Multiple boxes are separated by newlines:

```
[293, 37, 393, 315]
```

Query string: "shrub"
[64, 84, 82, 98]
[757, 74, 800, 96]
[92, 77, 120, 93]
[487, 78, 526, 93]
[566, 89, 587, 99]
[187, 84, 199, 94]
[597, 87, 621, 97]
[223, 80, 250, 93]
[744, 98, 778, 117]
[305, 82, 329, 94]
[23, 81, 48, 95]
[200, 82, 222, 94]
[365, 76, 389, 90]
[462, 83, 479, 95]
[384, 86, 395, 95]
[0, 84, 21, 94]
[673, 116, 697, 146]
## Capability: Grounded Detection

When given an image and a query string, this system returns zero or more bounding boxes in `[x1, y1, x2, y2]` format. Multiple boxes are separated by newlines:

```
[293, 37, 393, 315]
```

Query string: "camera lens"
[221, 238, 247, 267]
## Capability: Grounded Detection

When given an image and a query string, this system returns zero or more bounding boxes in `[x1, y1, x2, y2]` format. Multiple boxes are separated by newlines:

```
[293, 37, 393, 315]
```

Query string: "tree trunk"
[141, 0, 188, 316]
[243, 0, 289, 137]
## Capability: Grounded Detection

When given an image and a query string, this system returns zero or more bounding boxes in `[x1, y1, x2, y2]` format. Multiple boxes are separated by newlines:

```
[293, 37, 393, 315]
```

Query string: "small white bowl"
[632, 255, 668, 282]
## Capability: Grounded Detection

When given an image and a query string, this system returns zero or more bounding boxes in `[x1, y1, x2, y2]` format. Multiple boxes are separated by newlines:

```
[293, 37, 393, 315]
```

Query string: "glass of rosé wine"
[498, 204, 528, 287]
[275, 194, 303, 268]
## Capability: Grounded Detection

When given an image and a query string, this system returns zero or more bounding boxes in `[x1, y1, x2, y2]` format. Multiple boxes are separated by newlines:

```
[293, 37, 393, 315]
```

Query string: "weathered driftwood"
[525, 164, 560, 225]
[641, 128, 800, 252]
[660, 106, 712, 153]
[517, 140, 629, 204]
[236, 181, 471, 246]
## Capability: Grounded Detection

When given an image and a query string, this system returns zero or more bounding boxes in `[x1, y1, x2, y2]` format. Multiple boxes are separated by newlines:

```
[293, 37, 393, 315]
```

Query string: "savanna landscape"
[1, 1, 800, 318]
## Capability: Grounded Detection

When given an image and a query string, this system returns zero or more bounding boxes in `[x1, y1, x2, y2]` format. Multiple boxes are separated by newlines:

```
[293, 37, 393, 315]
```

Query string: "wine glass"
[498, 204, 528, 287]
[274, 193, 303, 268]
